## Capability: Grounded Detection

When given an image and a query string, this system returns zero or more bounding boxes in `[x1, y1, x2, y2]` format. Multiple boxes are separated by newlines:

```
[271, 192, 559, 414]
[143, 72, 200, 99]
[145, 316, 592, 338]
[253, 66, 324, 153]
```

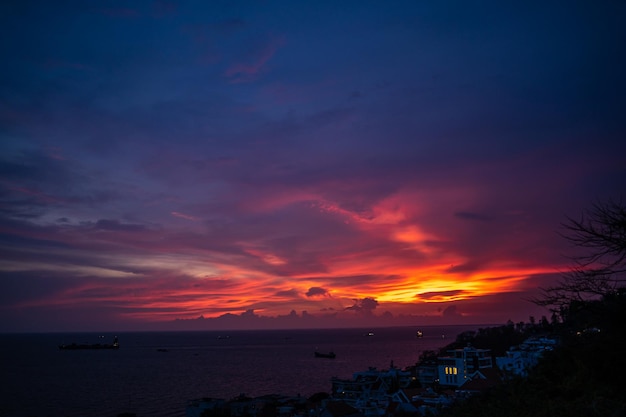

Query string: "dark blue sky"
[1, 0, 625, 331]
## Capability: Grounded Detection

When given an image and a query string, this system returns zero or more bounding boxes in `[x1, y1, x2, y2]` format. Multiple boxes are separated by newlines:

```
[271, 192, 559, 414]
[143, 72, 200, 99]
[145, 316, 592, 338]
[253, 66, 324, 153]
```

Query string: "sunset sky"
[1, 1, 625, 332]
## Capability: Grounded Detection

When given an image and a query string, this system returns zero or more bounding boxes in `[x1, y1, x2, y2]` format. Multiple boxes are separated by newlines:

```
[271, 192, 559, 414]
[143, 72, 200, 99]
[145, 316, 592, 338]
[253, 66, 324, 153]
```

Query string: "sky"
[1, 0, 625, 332]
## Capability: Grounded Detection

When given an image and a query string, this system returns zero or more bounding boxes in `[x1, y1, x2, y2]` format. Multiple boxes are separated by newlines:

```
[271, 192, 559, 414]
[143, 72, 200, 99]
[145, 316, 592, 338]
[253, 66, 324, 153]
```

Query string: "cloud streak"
[0, 1, 625, 331]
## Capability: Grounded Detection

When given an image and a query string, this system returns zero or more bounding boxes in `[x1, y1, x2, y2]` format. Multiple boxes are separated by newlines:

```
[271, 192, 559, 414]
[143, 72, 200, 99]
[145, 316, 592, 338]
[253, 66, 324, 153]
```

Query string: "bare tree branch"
[535, 198, 626, 313]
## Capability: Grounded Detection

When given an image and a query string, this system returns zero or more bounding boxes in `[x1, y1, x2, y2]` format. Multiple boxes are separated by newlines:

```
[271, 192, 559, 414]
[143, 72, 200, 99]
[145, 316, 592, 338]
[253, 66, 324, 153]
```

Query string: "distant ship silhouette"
[59, 336, 119, 350]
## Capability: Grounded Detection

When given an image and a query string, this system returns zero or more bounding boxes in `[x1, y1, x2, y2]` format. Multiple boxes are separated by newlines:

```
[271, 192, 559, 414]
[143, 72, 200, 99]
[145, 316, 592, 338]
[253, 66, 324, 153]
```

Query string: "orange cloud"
[0, 179, 567, 329]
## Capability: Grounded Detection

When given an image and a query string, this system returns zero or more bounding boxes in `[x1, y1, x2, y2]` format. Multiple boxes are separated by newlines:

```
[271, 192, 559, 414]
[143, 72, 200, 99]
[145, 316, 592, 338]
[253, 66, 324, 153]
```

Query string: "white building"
[437, 345, 493, 387]
[331, 365, 414, 416]
[496, 337, 557, 377]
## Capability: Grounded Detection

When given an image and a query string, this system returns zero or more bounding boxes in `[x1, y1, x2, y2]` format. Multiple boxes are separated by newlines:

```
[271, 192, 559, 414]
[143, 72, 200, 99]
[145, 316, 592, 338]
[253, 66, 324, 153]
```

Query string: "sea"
[0, 325, 481, 417]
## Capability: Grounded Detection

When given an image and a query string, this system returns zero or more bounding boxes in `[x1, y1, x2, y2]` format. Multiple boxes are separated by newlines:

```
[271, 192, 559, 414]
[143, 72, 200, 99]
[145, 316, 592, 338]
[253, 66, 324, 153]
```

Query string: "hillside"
[439, 290, 626, 417]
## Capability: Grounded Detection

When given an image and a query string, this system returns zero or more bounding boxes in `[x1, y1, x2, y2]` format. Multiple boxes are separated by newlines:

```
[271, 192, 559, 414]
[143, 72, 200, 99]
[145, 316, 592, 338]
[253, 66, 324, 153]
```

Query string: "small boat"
[416, 330, 423, 338]
[59, 336, 119, 350]
[365, 332, 374, 337]
[314, 351, 336, 359]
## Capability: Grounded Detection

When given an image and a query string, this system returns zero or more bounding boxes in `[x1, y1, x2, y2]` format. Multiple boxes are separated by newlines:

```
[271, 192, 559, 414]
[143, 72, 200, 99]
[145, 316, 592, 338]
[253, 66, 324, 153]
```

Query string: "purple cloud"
[306, 287, 328, 297]
[0, 1, 624, 332]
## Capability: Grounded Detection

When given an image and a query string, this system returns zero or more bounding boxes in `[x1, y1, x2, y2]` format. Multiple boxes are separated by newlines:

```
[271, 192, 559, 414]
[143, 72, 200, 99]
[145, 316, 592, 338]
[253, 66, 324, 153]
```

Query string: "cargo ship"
[59, 336, 119, 350]
[314, 350, 336, 359]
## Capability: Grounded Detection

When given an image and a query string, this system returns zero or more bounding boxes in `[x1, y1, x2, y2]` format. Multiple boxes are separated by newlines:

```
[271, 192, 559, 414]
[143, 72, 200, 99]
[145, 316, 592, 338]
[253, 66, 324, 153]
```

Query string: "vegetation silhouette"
[535, 198, 626, 313]
[440, 199, 626, 417]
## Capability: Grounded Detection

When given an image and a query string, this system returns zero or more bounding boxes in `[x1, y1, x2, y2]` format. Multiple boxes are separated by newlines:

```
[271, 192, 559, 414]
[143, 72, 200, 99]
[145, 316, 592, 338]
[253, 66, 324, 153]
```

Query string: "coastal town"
[186, 324, 559, 417]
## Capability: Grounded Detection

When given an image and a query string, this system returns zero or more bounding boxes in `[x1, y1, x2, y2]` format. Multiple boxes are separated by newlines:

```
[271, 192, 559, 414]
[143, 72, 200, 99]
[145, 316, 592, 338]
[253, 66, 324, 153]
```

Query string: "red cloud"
[224, 36, 286, 83]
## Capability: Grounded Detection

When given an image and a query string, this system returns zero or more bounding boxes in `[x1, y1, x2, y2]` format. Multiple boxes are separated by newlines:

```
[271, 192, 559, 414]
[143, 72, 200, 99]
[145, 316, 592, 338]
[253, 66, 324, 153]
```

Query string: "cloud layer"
[1, 0, 625, 331]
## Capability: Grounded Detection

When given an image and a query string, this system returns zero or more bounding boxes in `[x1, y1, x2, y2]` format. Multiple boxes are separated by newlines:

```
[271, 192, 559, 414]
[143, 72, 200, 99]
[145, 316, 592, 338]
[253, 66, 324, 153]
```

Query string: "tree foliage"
[536, 199, 626, 313]
[438, 199, 626, 417]
[439, 290, 626, 417]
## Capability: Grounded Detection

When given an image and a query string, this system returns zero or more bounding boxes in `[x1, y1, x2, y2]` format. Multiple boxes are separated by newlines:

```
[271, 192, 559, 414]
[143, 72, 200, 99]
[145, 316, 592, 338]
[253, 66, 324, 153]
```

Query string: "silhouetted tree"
[308, 392, 329, 403]
[536, 198, 626, 314]
[439, 291, 626, 417]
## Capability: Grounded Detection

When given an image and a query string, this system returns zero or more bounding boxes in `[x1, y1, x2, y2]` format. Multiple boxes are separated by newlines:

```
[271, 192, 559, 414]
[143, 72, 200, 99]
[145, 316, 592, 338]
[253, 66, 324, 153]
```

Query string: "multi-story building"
[437, 345, 493, 387]
[331, 365, 414, 416]
[496, 336, 557, 377]
[414, 361, 438, 386]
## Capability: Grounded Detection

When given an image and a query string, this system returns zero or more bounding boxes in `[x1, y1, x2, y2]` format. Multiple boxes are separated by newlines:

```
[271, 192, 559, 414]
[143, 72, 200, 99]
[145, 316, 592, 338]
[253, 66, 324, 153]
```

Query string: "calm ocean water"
[0, 325, 479, 417]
